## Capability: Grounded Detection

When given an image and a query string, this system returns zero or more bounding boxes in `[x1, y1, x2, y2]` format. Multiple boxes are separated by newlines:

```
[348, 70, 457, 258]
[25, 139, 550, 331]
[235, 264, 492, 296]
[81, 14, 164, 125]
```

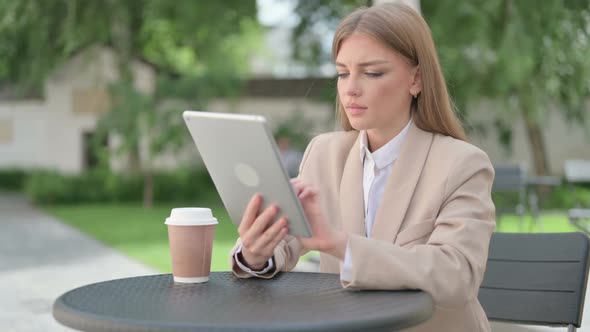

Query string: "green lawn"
[44, 198, 238, 273]
[43, 201, 581, 273]
[495, 212, 580, 233]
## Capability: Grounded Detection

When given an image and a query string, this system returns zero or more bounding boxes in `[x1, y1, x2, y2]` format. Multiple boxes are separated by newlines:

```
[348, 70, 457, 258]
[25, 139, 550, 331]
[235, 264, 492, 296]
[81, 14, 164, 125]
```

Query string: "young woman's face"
[336, 33, 419, 136]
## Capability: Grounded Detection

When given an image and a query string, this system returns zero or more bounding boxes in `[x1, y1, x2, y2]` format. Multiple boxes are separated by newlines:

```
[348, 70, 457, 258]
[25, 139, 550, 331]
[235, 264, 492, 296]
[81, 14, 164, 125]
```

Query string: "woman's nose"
[346, 78, 361, 97]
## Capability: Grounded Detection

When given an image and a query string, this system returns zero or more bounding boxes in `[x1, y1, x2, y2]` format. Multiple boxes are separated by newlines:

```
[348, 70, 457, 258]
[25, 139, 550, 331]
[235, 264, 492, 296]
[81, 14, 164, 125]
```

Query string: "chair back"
[565, 160, 590, 184]
[479, 232, 590, 328]
[492, 164, 527, 193]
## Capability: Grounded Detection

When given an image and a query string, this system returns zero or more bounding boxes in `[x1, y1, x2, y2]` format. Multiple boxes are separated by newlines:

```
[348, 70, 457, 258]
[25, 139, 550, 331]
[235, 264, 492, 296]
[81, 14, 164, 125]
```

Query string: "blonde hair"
[332, 2, 466, 141]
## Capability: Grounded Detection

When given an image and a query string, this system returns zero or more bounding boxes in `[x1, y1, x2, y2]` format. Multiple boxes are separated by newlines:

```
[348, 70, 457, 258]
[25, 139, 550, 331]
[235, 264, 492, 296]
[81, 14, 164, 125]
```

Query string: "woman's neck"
[366, 114, 411, 152]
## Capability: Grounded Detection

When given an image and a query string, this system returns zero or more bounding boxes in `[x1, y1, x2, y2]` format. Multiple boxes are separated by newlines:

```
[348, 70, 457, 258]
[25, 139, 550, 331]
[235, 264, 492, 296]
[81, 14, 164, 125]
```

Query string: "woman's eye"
[365, 72, 383, 77]
[337, 73, 349, 79]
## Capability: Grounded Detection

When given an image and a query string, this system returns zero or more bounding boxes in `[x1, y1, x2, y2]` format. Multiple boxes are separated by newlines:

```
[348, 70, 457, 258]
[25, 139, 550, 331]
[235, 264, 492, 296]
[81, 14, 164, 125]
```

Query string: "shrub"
[544, 185, 590, 209]
[23, 167, 215, 205]
[0, 169, 29, 191]
[492, 183, 590, 213]
[24, 170, 71, 204]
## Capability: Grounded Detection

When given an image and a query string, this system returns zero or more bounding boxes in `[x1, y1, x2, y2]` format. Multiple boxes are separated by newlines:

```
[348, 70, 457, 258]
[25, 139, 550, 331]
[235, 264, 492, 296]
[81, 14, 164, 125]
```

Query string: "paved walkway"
[0, 191, 588, 331]
[0, 192, 158, 332]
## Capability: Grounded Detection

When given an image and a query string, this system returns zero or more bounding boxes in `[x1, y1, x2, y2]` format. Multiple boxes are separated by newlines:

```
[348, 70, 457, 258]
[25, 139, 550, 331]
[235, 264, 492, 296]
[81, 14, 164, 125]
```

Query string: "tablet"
[183, 110, 312, 238]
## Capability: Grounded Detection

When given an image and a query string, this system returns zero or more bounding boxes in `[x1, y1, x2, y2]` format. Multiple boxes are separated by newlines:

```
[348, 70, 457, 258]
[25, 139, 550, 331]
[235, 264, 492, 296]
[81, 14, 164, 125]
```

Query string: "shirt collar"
[359, 119, 412, 169]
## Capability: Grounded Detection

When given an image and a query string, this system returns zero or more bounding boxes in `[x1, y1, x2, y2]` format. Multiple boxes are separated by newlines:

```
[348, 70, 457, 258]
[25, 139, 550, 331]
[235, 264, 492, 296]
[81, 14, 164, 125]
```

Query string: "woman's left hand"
[290, 178, 348, 260]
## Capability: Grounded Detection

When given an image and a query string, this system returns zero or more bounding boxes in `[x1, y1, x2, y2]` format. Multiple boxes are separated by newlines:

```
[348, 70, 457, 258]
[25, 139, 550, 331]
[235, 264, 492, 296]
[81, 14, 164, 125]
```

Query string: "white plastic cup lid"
[164, 207, 218, 226]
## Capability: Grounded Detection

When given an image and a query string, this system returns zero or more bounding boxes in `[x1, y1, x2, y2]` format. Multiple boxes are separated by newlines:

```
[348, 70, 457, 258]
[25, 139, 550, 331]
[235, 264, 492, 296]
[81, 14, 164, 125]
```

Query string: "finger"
[248, 204, 279, 237]
[242, 204, 278, 248]
[250, 217, 288, 253]
[239, 194, 261, 235]
[265, 226, 289, 255]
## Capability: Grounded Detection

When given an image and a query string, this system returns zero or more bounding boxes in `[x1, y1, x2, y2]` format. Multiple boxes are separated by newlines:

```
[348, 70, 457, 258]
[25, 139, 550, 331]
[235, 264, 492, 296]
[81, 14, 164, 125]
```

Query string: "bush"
[492, 183, 590, 213]
[24, 170, 71, 204]
[0, 169, 29, 191]
[153, 168, 215, 203]
[23, 167, 216, 205]
[543, 185, 590, 209]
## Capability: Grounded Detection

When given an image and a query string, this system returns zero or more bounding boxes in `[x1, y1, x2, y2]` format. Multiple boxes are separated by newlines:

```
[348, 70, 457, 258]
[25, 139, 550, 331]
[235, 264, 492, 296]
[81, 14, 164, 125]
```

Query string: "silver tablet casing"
[183, 110, 312, 238]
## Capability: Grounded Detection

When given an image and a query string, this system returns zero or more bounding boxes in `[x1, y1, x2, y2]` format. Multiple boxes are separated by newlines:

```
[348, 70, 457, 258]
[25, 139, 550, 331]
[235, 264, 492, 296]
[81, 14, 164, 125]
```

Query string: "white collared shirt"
[340, 119, 412, 281]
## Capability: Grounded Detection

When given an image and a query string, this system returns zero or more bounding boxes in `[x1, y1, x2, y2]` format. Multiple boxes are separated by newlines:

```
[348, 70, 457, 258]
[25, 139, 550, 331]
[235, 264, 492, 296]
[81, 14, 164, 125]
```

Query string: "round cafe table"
[53, 272, 434, 332]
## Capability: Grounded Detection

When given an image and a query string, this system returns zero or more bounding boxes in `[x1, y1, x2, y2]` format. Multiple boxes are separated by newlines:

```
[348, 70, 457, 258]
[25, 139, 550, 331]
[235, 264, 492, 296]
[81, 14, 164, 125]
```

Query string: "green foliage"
[0, 1, 262, 206]
[291, 1, 590, 175]
[0, 169, 28, 191]
[492, 183, 590, 212]
[422, 1, 590, 122]
[0, 1, 260, 89]
[543, 185, 590, 210]
[24, 169, 139, 204]
[292, 0, 372, 67]
[24, 168, 216, 205]
[293, 0, 590, 123]
[151, 169, 215, 203]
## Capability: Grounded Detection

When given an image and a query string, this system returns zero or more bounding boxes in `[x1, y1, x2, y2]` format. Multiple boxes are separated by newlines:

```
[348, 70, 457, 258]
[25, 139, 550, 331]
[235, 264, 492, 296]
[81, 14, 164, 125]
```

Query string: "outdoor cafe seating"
[479, 232, 590, 331]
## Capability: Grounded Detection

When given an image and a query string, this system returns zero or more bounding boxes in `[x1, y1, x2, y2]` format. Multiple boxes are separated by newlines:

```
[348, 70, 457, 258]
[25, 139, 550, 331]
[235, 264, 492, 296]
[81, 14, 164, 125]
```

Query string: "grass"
[44, 197, 238, 273]
[495, 212, 580, 233]
[43, 199, 582, 273]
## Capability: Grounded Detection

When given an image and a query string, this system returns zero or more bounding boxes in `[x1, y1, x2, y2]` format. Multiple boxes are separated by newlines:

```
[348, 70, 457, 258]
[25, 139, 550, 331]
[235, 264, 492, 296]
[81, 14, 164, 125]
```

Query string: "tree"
[292, 0, 371, 70]
[423, 0, 590, 175]
[292, 0, 590, 176]
[0, 0, 261, 207]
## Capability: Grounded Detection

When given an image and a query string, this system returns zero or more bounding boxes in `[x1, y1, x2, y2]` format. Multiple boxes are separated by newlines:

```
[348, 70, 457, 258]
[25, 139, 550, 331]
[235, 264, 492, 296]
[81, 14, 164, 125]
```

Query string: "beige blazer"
[230, 123, 496, 332]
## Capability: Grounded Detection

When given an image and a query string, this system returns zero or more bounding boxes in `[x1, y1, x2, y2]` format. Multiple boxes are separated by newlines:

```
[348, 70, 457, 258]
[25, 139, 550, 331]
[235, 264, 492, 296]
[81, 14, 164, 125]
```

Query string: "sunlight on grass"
[44, 202, 238, 272]
[496, 213, 578, 233]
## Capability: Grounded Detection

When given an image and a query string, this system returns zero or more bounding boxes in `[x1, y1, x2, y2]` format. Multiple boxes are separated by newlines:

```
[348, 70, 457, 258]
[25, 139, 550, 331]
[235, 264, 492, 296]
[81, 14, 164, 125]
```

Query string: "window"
[72, 89, 110, 114]
[0, 118, 13, 144]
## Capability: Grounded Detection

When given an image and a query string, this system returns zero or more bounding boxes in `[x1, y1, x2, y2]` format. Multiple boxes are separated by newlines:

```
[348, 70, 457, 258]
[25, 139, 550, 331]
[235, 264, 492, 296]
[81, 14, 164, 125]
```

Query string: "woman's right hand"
[238, 194, 289, 270]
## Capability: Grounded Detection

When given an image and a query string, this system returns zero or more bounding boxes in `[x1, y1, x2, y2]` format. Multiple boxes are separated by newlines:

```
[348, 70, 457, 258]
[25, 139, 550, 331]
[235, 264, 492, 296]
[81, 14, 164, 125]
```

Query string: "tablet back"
[183, 111, 312, 237]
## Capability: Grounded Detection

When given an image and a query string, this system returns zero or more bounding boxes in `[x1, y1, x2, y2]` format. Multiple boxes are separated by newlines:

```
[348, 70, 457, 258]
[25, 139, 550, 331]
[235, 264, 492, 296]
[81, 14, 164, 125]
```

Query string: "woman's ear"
[410, 66, 422, 97]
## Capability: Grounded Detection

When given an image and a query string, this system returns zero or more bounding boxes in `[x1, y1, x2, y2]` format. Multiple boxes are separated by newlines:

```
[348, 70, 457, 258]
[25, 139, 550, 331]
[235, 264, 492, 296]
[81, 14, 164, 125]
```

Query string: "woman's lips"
[346, 104, 367, 115]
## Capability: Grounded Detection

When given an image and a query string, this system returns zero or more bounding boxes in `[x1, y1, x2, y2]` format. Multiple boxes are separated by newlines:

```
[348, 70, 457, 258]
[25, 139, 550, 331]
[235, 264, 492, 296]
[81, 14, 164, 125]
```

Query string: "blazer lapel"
[339, 134, 366, 237]
[370, 123, 434, 242]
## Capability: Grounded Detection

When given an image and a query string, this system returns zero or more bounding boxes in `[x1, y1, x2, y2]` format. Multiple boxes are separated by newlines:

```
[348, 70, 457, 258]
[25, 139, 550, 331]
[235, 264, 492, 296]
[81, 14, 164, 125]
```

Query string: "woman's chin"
[348, 119, 372, 131]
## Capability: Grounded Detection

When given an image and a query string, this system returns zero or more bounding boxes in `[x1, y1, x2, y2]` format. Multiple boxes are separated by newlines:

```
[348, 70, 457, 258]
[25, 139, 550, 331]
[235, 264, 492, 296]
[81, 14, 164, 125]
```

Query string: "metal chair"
[492, 164, 528, 230]
[565, 160, 590, 234]
[479, 232, 590, 331]
[526, 175, 562, 231]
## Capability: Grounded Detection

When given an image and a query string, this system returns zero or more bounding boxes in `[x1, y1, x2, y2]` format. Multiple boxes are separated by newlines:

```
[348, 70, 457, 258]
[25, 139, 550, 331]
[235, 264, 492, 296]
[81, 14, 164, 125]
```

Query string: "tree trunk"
[143, 169, 153, 209]
[521, 105, 550, 176]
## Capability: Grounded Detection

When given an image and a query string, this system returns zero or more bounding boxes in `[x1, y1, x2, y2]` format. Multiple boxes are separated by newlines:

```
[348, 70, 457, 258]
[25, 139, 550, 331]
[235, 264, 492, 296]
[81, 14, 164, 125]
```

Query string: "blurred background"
[0, 0, 589, 330]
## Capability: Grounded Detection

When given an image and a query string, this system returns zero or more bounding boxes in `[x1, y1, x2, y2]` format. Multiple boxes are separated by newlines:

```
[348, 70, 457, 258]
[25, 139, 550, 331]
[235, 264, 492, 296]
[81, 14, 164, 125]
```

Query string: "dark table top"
[53, 272, 434, 332]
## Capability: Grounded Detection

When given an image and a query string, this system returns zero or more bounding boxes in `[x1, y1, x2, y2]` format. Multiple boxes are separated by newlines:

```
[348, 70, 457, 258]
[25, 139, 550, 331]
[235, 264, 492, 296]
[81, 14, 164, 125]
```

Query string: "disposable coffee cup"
[165, 208, 218, 283]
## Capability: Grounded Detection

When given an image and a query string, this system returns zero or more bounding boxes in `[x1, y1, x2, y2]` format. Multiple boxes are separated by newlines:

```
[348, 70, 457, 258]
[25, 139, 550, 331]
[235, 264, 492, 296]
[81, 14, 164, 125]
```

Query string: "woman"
[230, 3, 495, 331]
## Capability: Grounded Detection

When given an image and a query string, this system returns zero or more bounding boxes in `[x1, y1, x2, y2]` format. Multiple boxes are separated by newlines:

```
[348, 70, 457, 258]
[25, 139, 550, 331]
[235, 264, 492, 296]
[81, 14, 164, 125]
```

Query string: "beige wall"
[467, 102, 590, 175]
[0, 102, 48, 170]
[208, 97, 334, 135]
[0, 47, 156, 174]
